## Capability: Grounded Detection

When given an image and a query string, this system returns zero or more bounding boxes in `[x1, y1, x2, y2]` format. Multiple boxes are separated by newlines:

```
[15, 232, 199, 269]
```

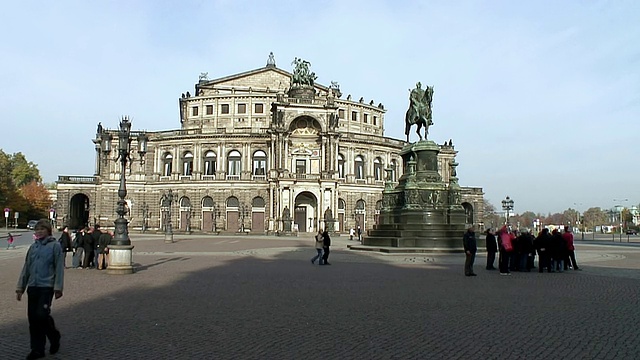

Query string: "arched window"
[391, 159, 398, 182]
[354, 155, 364, 180]
[180, 197, 191, 208]
[163, 153, 173, 176]
[227, 150, 241, 178]
[337, 154, 345, 179]
[252, 150, 267, 176]
[202, 196, 214, 208]
[374, 157, 383, 181]
[203, 151, 216, 176]
[252, 196, 265, 208]
[182, 151, 193, 176]
[226, 196, 239, 208]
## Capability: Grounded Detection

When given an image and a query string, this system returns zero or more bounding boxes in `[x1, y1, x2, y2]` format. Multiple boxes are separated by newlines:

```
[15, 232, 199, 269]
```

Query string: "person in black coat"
[58, 226, 73, 269]
[463, 226, 478, 276]
[91, 225, 103, 269]
[485, 228, 498, 270]
[321, 230, 331, 265]
[81, 228, 95, 269]
[534, 229, 552, 273]
[550, 229, 566, 272]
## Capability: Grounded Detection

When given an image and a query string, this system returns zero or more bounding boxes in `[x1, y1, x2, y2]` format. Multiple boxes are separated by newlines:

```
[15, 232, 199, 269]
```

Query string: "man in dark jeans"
[91, 224, 103, 269]
[321, 230, 331, 265]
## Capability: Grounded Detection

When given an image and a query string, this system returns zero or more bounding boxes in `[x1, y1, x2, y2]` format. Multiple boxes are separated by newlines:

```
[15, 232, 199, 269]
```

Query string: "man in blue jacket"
[16, 219, 64, 360]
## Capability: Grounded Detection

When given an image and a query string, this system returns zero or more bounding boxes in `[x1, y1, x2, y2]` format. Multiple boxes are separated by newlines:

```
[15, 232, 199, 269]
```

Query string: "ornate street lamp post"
[239, 203, 249, 232]
[212, 202, 218, 233]
[501, 196, 514, 226]
[163, 190, 174, 243]
[141, 201, 149, 233]
[107, 116, 147, 274]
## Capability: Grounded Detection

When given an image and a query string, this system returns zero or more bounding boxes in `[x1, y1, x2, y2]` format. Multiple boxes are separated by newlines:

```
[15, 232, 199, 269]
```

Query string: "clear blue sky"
[1, 0, 638, 214]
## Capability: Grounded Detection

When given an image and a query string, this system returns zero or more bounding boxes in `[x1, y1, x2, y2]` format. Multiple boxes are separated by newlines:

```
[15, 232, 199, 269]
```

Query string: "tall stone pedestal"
[363, 140, 466, 252]
[106, 245, 135, 274]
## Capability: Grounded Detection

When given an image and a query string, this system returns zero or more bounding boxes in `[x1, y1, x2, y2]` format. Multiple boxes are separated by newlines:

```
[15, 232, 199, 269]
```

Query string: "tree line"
[482, 201, 635, 232]
[0, 149, 51, 227]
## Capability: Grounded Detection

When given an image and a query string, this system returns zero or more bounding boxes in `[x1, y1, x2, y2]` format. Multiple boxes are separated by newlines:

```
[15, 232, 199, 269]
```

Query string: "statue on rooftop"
[291, 57, 317, 87]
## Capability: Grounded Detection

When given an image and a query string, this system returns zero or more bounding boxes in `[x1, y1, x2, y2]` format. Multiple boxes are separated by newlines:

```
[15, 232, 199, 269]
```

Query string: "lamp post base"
[106, 245, 135, 275]
[164, 233, 174, 243]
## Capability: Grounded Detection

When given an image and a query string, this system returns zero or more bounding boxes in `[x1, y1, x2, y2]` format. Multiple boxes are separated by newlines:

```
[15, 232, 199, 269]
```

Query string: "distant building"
[55, 54, 484, 233]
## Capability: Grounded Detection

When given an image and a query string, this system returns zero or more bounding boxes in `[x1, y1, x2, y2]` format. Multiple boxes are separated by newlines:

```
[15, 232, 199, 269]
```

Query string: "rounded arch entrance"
[294, 191, 318, 233]
[68, 193, 90, 229]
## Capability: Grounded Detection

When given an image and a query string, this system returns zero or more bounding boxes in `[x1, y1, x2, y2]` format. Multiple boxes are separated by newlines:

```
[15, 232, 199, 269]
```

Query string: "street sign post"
[4, 208, 9, 230]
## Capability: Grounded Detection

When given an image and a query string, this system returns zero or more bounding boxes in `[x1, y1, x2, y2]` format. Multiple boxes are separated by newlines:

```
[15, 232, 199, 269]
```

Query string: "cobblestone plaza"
[2, 233, 639, 359]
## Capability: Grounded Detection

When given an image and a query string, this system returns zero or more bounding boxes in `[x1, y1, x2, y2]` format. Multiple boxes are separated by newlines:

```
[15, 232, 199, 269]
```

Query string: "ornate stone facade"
[56, 56, 484, 233]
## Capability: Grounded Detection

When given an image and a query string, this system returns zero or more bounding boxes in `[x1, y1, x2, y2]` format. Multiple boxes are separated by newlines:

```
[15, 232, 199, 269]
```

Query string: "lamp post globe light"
[106, 116, 148, 274]
[501, 196, 514, 225]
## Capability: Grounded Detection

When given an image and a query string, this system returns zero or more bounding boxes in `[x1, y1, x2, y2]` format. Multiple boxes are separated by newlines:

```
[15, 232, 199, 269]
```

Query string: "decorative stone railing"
[57, 176, 98, 184]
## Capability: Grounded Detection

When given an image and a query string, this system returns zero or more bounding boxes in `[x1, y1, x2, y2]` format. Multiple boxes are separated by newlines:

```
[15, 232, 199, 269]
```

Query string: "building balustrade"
[57, 175, 98, 184]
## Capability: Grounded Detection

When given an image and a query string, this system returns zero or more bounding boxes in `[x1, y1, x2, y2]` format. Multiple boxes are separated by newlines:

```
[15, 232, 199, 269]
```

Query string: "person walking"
[72, 229, 85, 269]
[16, 219, 64, 360]
[321, 230, 331, 265]
[7, 232, 17, 249]
[485, 228, 497, 270]
[463, 226, 478, 276]
[58, 227, 73, 268]
[310, 230, 324, 265]
[562, 226, 581, 270]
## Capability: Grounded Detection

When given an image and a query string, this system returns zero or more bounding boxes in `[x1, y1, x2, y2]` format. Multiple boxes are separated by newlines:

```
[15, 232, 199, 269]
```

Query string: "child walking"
[6, 232, 17, 249]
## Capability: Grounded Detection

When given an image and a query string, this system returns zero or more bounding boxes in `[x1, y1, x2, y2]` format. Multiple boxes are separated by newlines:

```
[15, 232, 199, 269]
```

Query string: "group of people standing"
[485, 225, 580, 275]
[59, 224, 113, 270]
[464, 225, 581, 276]
[311, 229, 332, 265]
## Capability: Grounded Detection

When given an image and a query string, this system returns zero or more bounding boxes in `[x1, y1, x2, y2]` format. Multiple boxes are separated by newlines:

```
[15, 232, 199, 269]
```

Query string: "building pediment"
[197, 66, 329, 94]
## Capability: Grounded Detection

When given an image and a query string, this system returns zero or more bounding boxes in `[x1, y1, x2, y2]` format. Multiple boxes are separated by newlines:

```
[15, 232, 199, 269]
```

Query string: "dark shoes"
[26, 352, 45, 360]
[50, 332, 61, 354]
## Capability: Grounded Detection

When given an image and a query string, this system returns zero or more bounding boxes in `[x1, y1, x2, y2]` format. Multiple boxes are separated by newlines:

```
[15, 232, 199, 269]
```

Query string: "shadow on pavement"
[1, 244, 639, 359]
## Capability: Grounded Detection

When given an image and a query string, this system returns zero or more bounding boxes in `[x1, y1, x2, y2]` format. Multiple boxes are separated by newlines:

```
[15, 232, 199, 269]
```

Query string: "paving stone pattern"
[1, 235, 639, 359]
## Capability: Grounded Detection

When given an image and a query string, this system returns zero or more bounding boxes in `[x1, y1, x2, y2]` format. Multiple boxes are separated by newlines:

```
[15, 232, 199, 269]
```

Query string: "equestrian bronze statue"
[404, 82, 434, 142]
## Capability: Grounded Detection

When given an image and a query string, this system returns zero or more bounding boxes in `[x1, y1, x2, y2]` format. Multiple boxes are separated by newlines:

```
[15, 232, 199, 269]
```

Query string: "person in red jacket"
[563, 226, 581, 270]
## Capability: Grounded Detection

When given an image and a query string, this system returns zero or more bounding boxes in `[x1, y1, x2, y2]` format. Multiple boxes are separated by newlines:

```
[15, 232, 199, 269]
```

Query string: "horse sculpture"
[404, 83, 434, 142]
